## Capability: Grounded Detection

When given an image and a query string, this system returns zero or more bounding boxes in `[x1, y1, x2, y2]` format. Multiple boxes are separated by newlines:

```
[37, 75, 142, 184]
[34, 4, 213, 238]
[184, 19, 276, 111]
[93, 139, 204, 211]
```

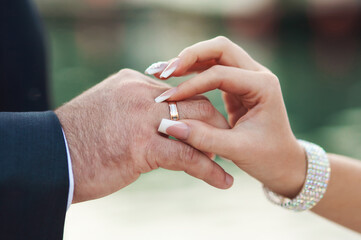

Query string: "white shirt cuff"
[62, 129, 74, 210]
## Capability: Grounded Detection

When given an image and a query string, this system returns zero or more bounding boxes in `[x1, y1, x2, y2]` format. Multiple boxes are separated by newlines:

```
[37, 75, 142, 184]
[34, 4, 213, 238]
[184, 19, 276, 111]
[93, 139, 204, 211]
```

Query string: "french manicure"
[158, 119, 189, 140]
[144, 61, 168, 75]
[154, 87, 177, 103]
[160, 58, 180, 78]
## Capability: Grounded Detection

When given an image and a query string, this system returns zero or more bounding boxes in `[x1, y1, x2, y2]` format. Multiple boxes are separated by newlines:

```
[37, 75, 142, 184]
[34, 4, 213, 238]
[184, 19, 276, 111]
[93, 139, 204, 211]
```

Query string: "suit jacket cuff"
[0, 111, 69, 240]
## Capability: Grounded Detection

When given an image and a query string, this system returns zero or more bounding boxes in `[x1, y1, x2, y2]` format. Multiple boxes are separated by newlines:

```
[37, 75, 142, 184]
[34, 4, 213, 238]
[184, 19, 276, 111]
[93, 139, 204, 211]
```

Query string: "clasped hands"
[55, 36, 307, 204]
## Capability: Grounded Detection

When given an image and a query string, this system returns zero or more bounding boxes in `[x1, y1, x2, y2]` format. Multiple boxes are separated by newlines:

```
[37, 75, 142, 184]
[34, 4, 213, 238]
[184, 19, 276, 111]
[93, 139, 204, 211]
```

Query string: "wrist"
[264, 139, 307, 198]
[55, 108, 86, 203]
[264, 140, 331, 211]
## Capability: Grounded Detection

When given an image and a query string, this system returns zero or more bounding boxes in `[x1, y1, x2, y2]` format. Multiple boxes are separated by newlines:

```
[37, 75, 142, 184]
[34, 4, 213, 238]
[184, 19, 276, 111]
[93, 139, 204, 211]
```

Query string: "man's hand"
[55, 69, 233, 203]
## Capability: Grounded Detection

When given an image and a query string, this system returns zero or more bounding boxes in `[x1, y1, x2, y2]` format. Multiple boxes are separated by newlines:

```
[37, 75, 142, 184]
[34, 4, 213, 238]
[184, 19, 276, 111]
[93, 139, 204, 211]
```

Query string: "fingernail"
[226, 174, 233, 186]
[158, 119, 189, 140]
[144, 61, 168, 75]
[160, 58, 180, 78]
[154, 87, 177, 103]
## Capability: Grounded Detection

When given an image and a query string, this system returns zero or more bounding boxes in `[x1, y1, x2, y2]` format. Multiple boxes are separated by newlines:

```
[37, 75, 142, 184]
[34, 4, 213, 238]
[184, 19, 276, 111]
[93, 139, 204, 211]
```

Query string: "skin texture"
[55, 69, 233, 203]
[151, 36, 361, 233]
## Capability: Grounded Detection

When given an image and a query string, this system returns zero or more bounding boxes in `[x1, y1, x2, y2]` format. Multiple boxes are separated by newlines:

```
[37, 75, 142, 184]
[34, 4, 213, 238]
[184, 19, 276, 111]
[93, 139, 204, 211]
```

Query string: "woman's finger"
[150, 36, 268, 80]
[145, 36, 267, 80]
[152, 60, 218, 79]
[157, 118, 237, 160]
[186, 59, 218, 72]
[155, 65, 277, 104]
[175, 36, 263, 75]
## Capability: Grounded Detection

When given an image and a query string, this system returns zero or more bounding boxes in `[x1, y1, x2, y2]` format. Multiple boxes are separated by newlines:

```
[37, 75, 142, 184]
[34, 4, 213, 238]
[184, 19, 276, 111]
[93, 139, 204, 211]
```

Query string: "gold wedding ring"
[168, 102, 179, 121]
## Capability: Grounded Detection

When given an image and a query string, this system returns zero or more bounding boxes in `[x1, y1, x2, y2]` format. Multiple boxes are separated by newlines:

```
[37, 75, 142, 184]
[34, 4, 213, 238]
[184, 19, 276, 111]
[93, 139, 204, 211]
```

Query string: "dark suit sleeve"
[0, 0, 50, 112]
[0, 111, 69, 240]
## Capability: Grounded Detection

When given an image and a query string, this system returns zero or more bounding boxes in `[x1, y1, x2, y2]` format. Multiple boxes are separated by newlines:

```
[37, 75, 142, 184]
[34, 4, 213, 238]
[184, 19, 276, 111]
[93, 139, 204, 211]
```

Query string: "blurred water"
[35, 1, 361, 238]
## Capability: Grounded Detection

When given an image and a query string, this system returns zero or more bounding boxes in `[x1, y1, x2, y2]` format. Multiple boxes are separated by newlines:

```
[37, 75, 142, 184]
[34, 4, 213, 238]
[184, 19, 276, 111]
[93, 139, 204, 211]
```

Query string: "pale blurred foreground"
[64, 161, 360, 240]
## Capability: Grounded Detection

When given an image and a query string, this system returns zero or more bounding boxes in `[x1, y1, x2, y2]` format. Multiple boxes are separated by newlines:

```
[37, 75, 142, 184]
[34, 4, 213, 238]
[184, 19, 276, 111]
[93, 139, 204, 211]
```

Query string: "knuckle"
[206, 162, 219, 180]
[117, 68, 138, 78]
[214, 36, 231, 45]
[118, 79, 143, 91]
[181, 146, 198, 166]
[180, 47, 195, 59]
[115, 82, 153, 110]
[196, 100, 216, 119]
[208, 65, 222, 77]
[179, 98, 214, 120]
[267, 72, 279, 83]
[213, 36, 238, 54]
[256, 72, 282, 100]
[143, 139, 160, 172]
[181, 47, 192, 55]
[192, 94, 211, 102]
[195, 130, 212, 150]
[263, 72, 280, 89]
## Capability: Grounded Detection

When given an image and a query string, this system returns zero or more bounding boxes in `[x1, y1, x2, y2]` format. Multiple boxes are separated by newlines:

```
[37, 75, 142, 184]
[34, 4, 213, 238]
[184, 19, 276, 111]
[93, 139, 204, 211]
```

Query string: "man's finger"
[176, 98, 229, 129]
[152, 137, 233, 189]
[155, 95, 230, 130]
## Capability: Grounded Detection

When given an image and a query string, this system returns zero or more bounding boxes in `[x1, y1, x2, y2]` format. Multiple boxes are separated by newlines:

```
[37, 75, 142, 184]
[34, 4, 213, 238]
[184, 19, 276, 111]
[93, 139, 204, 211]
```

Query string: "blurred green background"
[35, 0, 361, 239]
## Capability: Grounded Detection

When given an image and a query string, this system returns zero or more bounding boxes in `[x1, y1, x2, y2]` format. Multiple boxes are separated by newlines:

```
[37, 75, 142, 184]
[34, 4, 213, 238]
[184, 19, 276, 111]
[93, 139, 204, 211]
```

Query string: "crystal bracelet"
[263, 140, 331, 211]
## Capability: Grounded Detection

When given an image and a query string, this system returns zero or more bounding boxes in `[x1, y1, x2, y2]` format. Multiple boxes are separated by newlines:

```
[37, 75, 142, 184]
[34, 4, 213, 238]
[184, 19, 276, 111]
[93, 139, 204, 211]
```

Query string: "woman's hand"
[147, 36, 306, 198]
[146, 36, 361, 233]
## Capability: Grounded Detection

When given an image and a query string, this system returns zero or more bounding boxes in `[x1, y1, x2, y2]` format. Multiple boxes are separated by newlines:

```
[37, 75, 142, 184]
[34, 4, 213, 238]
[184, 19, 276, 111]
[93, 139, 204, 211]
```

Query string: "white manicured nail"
[145, 61, 168, 75]
[154, 88, 177, 103]
[160, 58, 180, 78]
[158, 119, 189, 140]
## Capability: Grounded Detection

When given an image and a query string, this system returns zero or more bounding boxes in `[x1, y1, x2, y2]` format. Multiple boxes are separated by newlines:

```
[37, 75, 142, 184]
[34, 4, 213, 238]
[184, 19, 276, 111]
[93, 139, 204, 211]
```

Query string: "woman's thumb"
[158, 118, 235, 158]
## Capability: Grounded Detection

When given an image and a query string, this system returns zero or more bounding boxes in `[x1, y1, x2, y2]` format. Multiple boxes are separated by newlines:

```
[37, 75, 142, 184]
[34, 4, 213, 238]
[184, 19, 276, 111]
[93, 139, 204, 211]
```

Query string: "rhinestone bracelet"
[263, 140, 331, 211]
